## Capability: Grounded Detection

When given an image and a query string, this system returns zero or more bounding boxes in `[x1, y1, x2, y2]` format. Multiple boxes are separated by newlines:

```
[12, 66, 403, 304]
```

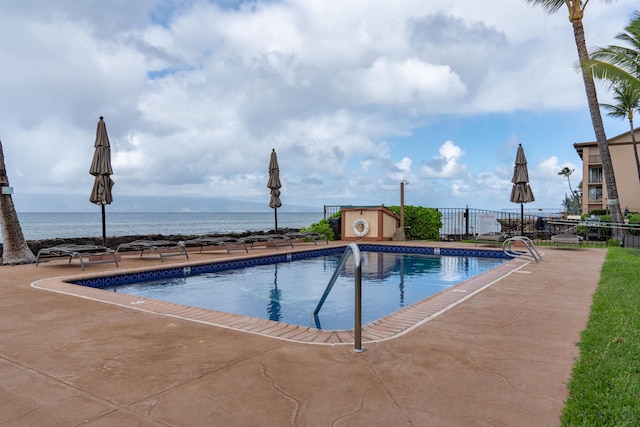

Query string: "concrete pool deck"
[1, 241, 604, 426]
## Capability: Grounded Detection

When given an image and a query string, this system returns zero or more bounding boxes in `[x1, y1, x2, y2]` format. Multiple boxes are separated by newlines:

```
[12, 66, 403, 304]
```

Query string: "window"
[588, 186, 602, 203]
[588, 166, 602, 184]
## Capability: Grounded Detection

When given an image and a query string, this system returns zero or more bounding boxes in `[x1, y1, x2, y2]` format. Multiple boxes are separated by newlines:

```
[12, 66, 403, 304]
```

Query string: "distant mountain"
[13, 193, 321, 213]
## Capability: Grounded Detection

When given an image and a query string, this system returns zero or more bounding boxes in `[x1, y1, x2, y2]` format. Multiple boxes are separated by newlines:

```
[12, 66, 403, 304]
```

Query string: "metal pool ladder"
[502, 236, 542, 262]
[313, 242, 365, 353]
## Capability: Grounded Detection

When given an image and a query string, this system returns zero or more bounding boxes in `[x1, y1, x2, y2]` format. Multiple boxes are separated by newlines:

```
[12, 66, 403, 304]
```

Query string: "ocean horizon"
[10, 212, 325, 241]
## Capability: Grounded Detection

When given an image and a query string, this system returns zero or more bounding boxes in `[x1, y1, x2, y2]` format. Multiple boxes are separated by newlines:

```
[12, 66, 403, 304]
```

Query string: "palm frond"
[586, 59, 640, 91]
[522, 0, 565, 14]
[599, 84, 640, 121]
[586, 11, 640, 93]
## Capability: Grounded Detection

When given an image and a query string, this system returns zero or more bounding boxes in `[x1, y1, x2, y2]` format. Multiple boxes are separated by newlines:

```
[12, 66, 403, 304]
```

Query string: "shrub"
[388, 205, 442, 240]
[301, 219, 335, 240]
[627, 214, 640, 236]
[578, 213, 612, 241]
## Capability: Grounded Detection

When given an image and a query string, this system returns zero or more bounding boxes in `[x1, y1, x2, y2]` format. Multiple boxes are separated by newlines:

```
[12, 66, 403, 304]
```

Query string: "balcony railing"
[588, 154, 601, 164]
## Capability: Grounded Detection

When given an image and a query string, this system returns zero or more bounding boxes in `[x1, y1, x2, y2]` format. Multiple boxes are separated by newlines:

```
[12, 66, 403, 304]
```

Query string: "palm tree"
[0, 139, 36, 265]
[558, 166, 575, 194]
[559, 167, 582, 213]
[524, 0, 624, 224]
[599, 83, 640, 184]
[588, 12, 640, 183]
[562, 190, 582, 214]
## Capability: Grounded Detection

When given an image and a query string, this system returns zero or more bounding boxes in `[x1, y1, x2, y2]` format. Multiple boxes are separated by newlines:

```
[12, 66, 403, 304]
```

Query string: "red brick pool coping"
[32, 249, 531, 345]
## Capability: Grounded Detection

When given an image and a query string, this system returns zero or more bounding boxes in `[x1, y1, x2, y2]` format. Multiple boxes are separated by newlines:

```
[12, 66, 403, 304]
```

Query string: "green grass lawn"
[561, 247, 640, 426]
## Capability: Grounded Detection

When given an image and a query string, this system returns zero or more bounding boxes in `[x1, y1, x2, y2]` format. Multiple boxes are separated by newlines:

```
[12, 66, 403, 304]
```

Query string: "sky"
[1, 0, 638, 214]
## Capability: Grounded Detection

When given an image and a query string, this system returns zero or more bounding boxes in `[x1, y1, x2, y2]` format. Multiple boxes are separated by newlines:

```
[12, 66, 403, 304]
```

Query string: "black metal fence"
[324, 205, 342, 219]
[432, 207, 562, 241]
[324, 205, 564, 240]
[323, 205, 640, 245]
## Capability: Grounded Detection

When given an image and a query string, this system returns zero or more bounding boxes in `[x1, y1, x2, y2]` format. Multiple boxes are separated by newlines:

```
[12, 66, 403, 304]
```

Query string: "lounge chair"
[475, 232, 508, 246]
[238, 234, 293, 249]
[551, 234, 583, 248]
[36, 244, 119, 271]
[184, 236, 249, 254]
[116, 240, 189, 261]
[284, 231, 329, 245]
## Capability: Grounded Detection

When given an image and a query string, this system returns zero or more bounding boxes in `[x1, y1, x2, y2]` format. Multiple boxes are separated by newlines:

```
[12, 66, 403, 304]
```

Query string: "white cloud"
[423, 141, 467, 178]
[395, 157, 412, 175]
[340, 58, 467, 111]
[538, 156, 580, 180]
[532, 156, 582, 202]
[0, 0, 635, 213]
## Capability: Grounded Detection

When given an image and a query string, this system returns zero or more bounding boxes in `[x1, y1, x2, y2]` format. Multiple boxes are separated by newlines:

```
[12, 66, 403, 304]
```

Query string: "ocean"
[9, 212, 325, 241]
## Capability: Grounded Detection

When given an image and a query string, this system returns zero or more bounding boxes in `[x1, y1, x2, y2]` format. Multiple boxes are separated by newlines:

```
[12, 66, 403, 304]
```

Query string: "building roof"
[573, 127, 640, 160]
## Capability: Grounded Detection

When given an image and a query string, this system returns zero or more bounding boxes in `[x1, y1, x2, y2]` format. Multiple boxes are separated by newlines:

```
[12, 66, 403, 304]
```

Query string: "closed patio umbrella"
[510, 144, 535, 236]
[89, 116, 114, 247]
[267, 148, 282, 231]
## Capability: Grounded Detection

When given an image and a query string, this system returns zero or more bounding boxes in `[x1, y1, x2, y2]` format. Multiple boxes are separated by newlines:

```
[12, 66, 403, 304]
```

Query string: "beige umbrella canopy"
[510, 144, 534, 235]
[89, 116, 114, 246]
[267, 149, 282, 231]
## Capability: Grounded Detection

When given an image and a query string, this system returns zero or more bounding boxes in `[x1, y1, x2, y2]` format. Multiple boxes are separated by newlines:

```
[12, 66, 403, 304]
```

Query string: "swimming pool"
[72, 245, 509, 331]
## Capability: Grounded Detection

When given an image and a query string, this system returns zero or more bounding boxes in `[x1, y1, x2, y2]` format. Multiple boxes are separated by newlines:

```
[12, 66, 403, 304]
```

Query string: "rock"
[1, 228, 303, 257]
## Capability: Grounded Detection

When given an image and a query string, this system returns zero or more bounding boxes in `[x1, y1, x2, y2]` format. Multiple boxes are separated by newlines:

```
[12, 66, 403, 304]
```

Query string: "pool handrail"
[502, 236, 542, 262]
[313, 242, 365, 352]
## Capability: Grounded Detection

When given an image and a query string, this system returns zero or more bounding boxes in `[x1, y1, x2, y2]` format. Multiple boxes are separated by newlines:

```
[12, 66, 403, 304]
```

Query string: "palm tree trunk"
[629, 119, 640, 184]
[0, 140, 36, 265]
[572, 19, 624, 225]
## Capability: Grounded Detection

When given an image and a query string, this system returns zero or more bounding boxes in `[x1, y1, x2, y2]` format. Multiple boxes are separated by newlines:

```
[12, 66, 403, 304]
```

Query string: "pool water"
[103, 251, 504, 330]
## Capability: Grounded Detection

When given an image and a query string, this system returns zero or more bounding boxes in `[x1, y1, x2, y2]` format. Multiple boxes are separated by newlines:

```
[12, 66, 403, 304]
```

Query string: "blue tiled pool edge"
[70, 244, 511, 289]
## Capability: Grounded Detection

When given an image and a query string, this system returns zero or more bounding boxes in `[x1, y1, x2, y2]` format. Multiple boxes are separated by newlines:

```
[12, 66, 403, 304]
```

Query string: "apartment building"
[574, 128, 640, 214]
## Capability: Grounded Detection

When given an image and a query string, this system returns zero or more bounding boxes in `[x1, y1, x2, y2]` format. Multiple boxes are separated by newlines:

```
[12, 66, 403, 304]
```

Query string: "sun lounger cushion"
[551, 234, 583, 247]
